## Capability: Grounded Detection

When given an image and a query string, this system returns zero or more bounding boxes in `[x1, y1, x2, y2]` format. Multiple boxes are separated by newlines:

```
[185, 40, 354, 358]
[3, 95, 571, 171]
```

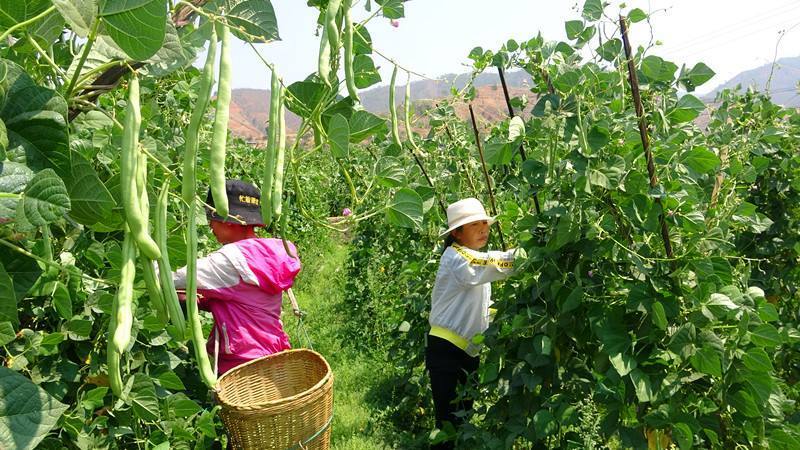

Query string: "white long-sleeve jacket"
[429, 243, 516, 357]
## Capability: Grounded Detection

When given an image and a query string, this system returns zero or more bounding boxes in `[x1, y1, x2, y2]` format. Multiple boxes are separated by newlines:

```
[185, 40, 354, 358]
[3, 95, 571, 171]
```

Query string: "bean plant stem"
[0, 239, 112, 286]
[66, 17, 101, 98]
[468, 104, 507, 251]
[619, 15, 675, 261]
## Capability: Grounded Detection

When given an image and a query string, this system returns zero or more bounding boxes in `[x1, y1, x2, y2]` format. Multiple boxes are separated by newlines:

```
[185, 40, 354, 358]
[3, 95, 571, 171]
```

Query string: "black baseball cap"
[206, 180, 265, 226]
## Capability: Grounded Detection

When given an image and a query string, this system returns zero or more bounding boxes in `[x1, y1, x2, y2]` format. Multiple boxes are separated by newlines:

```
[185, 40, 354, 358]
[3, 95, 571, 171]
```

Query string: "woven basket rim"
[216, 348, 332, 410]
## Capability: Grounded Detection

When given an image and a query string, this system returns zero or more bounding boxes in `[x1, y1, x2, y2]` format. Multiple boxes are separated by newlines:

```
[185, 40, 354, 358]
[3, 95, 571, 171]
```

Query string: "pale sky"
[222, 0, 800, 95]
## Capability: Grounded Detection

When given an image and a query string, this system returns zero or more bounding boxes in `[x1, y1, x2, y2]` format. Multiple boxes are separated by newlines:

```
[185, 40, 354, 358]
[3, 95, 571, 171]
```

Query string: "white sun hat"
[440, 198, 495, 237]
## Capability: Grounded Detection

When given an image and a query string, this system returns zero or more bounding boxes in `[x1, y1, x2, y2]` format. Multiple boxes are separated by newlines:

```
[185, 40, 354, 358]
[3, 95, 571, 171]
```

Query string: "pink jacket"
[173, 238, 301, 375]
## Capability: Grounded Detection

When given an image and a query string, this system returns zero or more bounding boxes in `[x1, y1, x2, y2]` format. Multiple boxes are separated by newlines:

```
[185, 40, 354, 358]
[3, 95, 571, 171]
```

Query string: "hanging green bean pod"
[155, 182, 186, 337]
[389, 65, 403, 148]
[272, 89, 287, 221]
[342, 0, 359, 103]
[209, 22, 232, 219]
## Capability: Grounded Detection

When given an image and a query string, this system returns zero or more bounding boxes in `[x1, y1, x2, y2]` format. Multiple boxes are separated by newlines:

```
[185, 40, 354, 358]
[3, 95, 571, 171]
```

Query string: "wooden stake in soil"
[469, 104, 507, 251]
[497, 65, 542, 215]
[619, 15, 675, 260]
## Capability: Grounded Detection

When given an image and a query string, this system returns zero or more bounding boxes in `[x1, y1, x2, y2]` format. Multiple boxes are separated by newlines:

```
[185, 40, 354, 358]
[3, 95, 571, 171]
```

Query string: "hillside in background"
[705, 56, 800, 106]
[228, 58, 799, 144]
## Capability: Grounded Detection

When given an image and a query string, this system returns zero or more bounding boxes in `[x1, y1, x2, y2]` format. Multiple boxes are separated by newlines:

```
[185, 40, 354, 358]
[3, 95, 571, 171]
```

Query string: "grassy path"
[285, 237, 394, 449]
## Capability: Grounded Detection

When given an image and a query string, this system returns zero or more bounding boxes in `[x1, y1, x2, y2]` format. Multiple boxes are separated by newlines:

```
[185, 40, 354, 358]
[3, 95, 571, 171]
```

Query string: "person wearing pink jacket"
[171, 180, 301, 375]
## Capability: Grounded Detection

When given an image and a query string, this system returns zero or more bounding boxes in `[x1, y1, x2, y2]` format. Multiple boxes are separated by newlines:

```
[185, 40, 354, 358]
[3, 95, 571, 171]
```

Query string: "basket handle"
[287, 288, 304, 317]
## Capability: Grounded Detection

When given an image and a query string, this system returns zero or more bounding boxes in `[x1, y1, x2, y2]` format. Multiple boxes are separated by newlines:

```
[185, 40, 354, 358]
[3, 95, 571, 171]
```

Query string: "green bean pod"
[155, 182, 186, 338]
[182, 24, 217, 205]
[325, 0, 342, 54]
[389, 65, 403, 148]
[272, 90, 287, 221]
[107, 327, 124, 398]
[209, 22, 232, 219]
[186, 194, 217, 388]
[112, 227, 136, 353]
[342, 0, 359, 103]
[135, 152, 168, 322]
[318, 24, 332, 85]
[404, 73, 419, 152]
[261, 67, 281, 226]
[121, 74, 161, 260]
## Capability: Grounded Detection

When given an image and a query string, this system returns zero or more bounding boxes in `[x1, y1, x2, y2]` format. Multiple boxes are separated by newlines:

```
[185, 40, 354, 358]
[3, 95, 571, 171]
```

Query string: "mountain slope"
[705, 56, 800, 106]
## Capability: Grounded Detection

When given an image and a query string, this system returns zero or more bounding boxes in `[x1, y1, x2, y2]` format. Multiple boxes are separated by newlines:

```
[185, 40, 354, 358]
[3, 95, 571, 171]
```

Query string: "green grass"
[285, 236, 394, 450]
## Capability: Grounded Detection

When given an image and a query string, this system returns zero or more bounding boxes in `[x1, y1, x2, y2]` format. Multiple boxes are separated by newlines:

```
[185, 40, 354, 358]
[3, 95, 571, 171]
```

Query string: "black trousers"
[425, 335, 479, 450]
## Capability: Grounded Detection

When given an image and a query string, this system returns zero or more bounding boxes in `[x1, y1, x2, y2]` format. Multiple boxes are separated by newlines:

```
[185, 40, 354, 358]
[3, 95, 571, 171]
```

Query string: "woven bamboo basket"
[216, 349, 334, 450]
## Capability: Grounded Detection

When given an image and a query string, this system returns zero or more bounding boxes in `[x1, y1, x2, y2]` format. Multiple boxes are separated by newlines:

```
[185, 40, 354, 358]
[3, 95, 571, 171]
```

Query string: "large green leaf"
[349, 110, 385, 142]
[376, 0, 404, 19]
[353, 54, 381, 89]
[749, 324, 782, 348]
[728, 389, 760, 417]
[0, 60, 69, 175]
[484, 139, 513, 166]
[0, 161, 32, 220]
[609, 352, 637, 376]
[385, 188, 423, 229]
[690, 347, 722, 377]
[101, 0, 167, 61]
[0, 367, 68, 450]
[0, 322, 14, 346]
[629, 369, 654, 402]
[0, 0, 51, 28]
[66, 146, 115, 226]
[641, 55, 678, 83]
[679, 62, 715, 91]
[226, 0, 280, 43]
[141, 22, 190, 77]
[327, 114, 350, 159]
[285, 81, 328, 118]
[0, 250, 41, 305]
[582, 0, 602, 21]
[0, 264, 17, 328]
[682, 146, 720, 173]
[0, 118, 7, 159]
[669, 95, 705, 123]
[51, 0, 98, 37]
[65, 35, 127, 84]
[128, 374, 160, 421]
[375, 156, 404, 188]
[742, 348, 774, 373]
[16, 169, 71, 227]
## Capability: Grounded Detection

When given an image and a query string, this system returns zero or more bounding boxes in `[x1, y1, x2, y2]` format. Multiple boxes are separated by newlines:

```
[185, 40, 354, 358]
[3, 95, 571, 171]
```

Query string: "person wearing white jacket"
[427, 198, 518, 449]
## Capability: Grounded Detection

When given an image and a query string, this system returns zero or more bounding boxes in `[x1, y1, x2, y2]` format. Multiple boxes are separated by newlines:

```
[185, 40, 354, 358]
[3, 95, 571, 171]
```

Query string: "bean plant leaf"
[0, 322, 14, 346]
[0, 366, 69, 450]
[101, 0, 167, 61]
[51, 282, 72, 320]
[376, 0, 404, 19]
[732, 202, 774, 233]
[66, 148, 115, 226]
[353, 24, 372, 55]
[679, 62, 715, 91]
[641, 56, 678, 83]
[0, 250, 41, 305]
[327, 114, 350, 159]
[629, 369, 654, 402]
[673, 423, 693, 450]
[629, 8, 647, 23]
[750, 324, 782, 348]
[682, 146, 720, 173]
[742, 348, 774, 373]
[375, 157, 404, 188]
[0, 264, 17, 327]
[0, 0, 51, 27]
[669, 95, 705, 123]
[353, 55, 381, 89]
[285, 81, 327, 118]
[728, 389, 760, 418]
[597, 38, 622, 62]
[0, 60, 70, 175]
[690, 347, 722, 377]
[565, 20, 584, 40]
[508, 116, 525, 142]
[0, 119, 7, 158]
[51, 0, 98, 37]
[16, 169, 71, 227]
[349, 110, 386, 142]
[582, 0, 603, 21]
[225, 0, 280, 43]
[610, 352, 637, 376]
[128, 374, 160, 421]
[385, 188, 423, 229]
[484, 139, 513, 166]
[141, 22, 190, 77]
[0, 162, 33, 220]
[651, 301, 667, 330]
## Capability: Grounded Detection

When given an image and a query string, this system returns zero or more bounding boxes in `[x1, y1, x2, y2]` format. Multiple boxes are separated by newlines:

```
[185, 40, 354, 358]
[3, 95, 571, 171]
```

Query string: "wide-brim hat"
[439, 198, 495, 237]
[206, 180, 266, 226]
